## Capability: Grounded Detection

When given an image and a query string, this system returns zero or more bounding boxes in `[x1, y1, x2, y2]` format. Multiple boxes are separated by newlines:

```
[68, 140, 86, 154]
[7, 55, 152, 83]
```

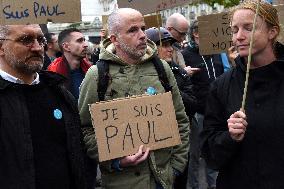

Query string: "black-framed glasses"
[171, 27, 188, 36]
[0, 35, 47, 48]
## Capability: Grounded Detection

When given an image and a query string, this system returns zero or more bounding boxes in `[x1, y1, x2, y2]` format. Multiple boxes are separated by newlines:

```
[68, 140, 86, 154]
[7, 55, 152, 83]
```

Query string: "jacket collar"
[0, 71, 66, 90]
[48, 56, 91, 78]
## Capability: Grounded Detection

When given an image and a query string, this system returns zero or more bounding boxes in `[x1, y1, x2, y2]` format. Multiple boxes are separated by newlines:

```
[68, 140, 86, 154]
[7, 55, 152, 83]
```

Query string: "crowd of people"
[0, 0, 283, 189]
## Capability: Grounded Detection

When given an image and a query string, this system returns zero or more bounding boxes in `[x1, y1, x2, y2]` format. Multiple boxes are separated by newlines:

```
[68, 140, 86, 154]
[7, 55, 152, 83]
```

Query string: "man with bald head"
[166, 13, 189, 68]
[0, 24, 86, 189]
[79, 8, 190, 189]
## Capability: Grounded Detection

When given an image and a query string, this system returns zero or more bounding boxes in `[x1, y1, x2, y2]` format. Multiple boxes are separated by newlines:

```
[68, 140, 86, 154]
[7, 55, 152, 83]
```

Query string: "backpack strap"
[96, 60, 110, 101]
[152, 56, 172, 92]
[96, 56, 172, 101]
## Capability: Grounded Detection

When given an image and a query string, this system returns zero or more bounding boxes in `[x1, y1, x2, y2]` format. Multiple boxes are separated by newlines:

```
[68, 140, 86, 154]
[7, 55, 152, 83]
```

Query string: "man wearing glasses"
[166, 13, 189, 68]
[0, 24, 86, 189]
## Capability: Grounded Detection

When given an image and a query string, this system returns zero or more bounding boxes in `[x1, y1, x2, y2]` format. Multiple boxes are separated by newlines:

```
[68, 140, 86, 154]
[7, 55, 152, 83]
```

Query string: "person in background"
[182, 19, 225, 189]
[91, 28, 108, 64]
[146, 26, 197, 189]
[201, 1, 284, 188]
[220, 52, 231, 72]
[86, 41, 95, 63]
[0, 24, 86, 189]
[48, 28, 91, 101]
[43, 32, 61, 70]
[166, 13, 189, 68]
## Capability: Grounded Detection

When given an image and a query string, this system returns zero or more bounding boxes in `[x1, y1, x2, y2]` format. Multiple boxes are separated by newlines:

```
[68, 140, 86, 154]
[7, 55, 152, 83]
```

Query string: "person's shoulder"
[156, 58, 172, 71]
[82, 64, 99, 84]
[47, 57, 64, 71]
[39, 70, 66, 85]
[181, 46, 197, 59]
[181, 45, 190, 54]
[212, 68, 235, 90]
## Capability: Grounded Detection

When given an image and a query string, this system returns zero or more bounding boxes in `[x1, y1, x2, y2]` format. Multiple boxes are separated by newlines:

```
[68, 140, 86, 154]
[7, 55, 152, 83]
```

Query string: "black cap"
[145, 27, 176, 45]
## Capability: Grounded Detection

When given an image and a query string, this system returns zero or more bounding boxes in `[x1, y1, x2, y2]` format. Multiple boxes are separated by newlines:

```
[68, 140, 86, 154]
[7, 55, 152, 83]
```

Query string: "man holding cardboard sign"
[79, 8, 190, 189]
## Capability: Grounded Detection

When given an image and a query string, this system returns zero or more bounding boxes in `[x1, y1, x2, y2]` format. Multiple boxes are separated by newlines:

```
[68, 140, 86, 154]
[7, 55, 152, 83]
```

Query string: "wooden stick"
[241, 0, 261, 112]
[156, 12, 162, 47]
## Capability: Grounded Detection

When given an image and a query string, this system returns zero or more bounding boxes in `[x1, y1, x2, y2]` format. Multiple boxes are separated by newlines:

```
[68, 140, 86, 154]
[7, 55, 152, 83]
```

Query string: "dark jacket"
[169, 61, 197, 118]
[0, 71, 86, 189]
[200, 43, 284, 189]
[182, 43, 224, 114]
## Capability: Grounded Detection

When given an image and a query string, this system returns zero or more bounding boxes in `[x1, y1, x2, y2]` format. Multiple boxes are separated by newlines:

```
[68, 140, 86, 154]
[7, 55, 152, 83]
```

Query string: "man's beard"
[118, 38, 147, 60]
[5, 50, 43, 74]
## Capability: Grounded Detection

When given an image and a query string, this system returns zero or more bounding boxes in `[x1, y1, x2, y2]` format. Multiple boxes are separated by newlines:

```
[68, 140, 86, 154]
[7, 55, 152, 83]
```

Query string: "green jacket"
[78, 38, 190, 189]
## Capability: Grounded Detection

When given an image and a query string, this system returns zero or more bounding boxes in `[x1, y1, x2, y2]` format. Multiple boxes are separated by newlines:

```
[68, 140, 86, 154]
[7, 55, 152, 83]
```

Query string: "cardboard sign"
[198, 12, 233, 55]
[275, 4, 284, 44]
[0, 0, 81, 24]
[144, 14, 162, 29]
[118, 0, 189, 15]
[198, 5, 284, 55]
[89, 92, 181, 162]
[274, 0, 284, 4]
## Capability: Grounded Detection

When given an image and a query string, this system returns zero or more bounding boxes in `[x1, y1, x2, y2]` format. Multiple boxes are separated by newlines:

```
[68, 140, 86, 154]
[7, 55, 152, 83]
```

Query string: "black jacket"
[0, 71, 86, 189]
[200, 43, 284, 189]
[182, 44, 224, 114]
[169, 61, 197, 118]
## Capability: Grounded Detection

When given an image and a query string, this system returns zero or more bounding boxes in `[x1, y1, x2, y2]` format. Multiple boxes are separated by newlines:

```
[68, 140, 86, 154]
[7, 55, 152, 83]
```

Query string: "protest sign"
[275, 4, 284, 44]
[0, 0, 81, 24]
[144, 14, 162, 29]
[198, 12, 233, 55]
[89, 92, 181, 162]
[118, 0, 189, 15]
[274, 0, 284, 4]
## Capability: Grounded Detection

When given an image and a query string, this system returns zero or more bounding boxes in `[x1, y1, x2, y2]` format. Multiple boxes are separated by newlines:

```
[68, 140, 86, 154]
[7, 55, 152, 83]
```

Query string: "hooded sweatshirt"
[78, 38, 190, 189]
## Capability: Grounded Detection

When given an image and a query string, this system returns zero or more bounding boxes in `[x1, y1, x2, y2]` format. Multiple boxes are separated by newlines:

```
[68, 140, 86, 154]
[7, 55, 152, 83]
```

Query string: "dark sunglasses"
[0, 35, 47, 48]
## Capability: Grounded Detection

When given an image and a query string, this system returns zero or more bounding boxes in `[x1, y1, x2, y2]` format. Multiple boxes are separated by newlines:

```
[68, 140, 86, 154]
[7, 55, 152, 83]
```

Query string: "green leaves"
[202, 0, 240, 8]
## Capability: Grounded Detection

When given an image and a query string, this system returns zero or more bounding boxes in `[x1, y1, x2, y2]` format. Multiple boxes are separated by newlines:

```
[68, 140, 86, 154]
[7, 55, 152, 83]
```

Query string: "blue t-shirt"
[70, 68, 85, 100]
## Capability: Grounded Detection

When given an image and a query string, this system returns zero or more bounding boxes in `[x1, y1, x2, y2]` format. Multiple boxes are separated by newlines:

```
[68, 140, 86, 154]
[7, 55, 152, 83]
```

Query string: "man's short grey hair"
[108, 8, 141, 35]
[166, 13, 187, 28]
[0, 25, 9, 41]
[108, 9, 121, 35]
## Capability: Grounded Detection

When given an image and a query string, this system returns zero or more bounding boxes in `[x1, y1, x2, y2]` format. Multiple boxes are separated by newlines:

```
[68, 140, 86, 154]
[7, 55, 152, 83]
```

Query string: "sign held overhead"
[198, 5, 284, 55]
[198, 12, 233, 55]
[0, 0, 81, 24]
[118, 0, 189, 15]
[144, 14, 162, 29]
[89, 92, 181, 162]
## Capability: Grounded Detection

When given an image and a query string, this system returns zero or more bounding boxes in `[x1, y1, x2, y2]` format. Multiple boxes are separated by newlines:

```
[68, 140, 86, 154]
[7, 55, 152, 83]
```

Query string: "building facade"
[48, 0, 282, 42]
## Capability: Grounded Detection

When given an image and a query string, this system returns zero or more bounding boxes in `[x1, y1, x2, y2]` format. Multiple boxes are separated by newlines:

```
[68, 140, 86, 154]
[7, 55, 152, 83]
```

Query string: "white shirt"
[0, 69, 40, 85]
